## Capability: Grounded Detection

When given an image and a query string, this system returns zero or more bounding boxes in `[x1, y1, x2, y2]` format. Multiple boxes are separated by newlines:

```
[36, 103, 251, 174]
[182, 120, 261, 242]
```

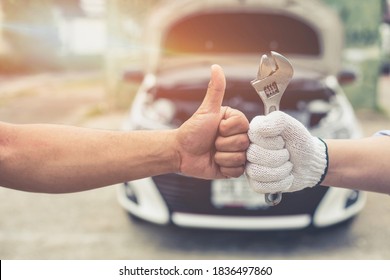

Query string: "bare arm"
[322, 136, 390, 194]
[0, 65, 249, 193]
[0, 124, 180, 193]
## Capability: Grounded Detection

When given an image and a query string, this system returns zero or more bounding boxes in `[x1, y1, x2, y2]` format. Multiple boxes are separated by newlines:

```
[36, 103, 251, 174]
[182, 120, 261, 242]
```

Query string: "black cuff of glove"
[315, 138, 329, 186]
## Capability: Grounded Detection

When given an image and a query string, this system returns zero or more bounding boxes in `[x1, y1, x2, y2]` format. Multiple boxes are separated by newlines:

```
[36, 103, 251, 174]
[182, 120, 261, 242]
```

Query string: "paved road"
[0, 73, 389, 259]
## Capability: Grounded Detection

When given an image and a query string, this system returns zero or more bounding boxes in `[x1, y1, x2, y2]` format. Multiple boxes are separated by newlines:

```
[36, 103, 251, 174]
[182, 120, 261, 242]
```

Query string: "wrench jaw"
[258, 54, 275, 79]
[269, 51, 294, 79]
[250, 51, 293, 105]
[251, 51, 294, 114]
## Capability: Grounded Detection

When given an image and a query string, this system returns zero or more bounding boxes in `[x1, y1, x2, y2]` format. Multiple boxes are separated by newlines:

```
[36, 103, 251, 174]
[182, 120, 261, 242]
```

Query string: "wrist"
[165, 129, 182, 174]
[133, 130, 181, 176]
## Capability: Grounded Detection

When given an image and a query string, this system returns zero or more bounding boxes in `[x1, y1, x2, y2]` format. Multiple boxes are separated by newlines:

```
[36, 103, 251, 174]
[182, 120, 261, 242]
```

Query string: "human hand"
[176, 65, 249, 179]
[245, 111, 328, 193]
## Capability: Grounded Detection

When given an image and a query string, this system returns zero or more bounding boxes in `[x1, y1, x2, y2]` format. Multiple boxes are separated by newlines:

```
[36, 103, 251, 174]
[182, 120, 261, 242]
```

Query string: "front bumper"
[117, 174, 366, 230]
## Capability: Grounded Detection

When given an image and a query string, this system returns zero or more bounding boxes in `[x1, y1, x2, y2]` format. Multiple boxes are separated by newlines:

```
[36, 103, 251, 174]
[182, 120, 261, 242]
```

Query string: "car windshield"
[162, 12, 321, 56]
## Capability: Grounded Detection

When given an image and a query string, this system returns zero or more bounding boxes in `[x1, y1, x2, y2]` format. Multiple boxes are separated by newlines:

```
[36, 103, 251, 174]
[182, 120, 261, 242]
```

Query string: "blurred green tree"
[323, 0, 381, 46]
[323, 0, 382, 110]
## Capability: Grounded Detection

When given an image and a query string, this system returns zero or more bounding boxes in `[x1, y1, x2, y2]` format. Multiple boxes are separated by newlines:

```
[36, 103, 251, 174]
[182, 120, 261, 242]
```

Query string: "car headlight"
[143, 98, 176, 125]
[128, 91, 176, 130]
[310, 94, 360, 139]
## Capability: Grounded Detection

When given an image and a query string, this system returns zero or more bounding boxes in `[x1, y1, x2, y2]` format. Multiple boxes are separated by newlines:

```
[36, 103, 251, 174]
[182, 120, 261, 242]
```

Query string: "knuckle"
[237, 134, 250, 150]
[233, 152, 246, 165]
[222, 167, 244, 178]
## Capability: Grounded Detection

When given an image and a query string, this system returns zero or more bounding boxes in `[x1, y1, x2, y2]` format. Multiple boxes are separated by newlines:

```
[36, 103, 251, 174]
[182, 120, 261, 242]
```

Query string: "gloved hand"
[245, 111, 328, 193]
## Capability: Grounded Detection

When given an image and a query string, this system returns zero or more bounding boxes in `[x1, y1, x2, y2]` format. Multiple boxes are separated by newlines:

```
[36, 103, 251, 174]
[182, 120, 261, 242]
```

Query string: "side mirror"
[122, 69, 144, 84]
[337, 69, 357, 86]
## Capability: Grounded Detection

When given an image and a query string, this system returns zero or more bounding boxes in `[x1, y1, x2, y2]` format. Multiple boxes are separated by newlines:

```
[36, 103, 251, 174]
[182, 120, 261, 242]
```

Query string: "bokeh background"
[0, 0, 389, 260]
[0, 0, 387, 110]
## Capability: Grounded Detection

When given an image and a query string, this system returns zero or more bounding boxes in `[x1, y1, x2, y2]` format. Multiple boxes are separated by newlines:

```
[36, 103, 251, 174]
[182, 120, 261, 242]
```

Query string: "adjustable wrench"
[250, 51, 294, 206]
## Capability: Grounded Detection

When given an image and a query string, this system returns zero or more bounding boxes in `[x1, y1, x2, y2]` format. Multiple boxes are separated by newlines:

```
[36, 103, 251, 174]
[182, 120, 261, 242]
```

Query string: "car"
[116, 0, 366, 230]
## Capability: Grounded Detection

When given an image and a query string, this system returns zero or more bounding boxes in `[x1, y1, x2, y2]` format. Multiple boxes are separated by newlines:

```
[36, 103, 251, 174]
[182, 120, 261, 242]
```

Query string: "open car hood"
[142, 0, 344, 76]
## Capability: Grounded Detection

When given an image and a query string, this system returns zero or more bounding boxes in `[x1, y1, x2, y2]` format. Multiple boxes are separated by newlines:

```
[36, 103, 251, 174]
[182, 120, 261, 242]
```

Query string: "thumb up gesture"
[176, 65, 249, 179]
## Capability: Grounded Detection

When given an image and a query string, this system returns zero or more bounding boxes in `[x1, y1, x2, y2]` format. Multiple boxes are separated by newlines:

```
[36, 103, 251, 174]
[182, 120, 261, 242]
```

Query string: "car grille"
[153, 174, 328, 216]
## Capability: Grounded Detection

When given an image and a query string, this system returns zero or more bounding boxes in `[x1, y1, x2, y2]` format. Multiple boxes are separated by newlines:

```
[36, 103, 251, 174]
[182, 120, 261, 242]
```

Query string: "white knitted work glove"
[245, 111, 328, 193]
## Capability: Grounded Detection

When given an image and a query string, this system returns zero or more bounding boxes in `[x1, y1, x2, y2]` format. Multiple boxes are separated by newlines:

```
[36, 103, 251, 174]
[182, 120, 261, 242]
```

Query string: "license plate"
[211, 176, 269, 209]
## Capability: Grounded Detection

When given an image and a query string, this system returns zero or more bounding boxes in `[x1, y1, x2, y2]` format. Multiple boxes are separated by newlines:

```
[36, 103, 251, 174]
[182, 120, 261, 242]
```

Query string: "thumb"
[197, 64, 226, 114]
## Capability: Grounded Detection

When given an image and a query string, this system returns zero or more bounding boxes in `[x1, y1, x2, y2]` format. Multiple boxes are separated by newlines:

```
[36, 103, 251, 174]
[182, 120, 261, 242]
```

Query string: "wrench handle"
[264, 103, 282, 206]
[265, 192, 282, 206]
[264, 104, 278, 114]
